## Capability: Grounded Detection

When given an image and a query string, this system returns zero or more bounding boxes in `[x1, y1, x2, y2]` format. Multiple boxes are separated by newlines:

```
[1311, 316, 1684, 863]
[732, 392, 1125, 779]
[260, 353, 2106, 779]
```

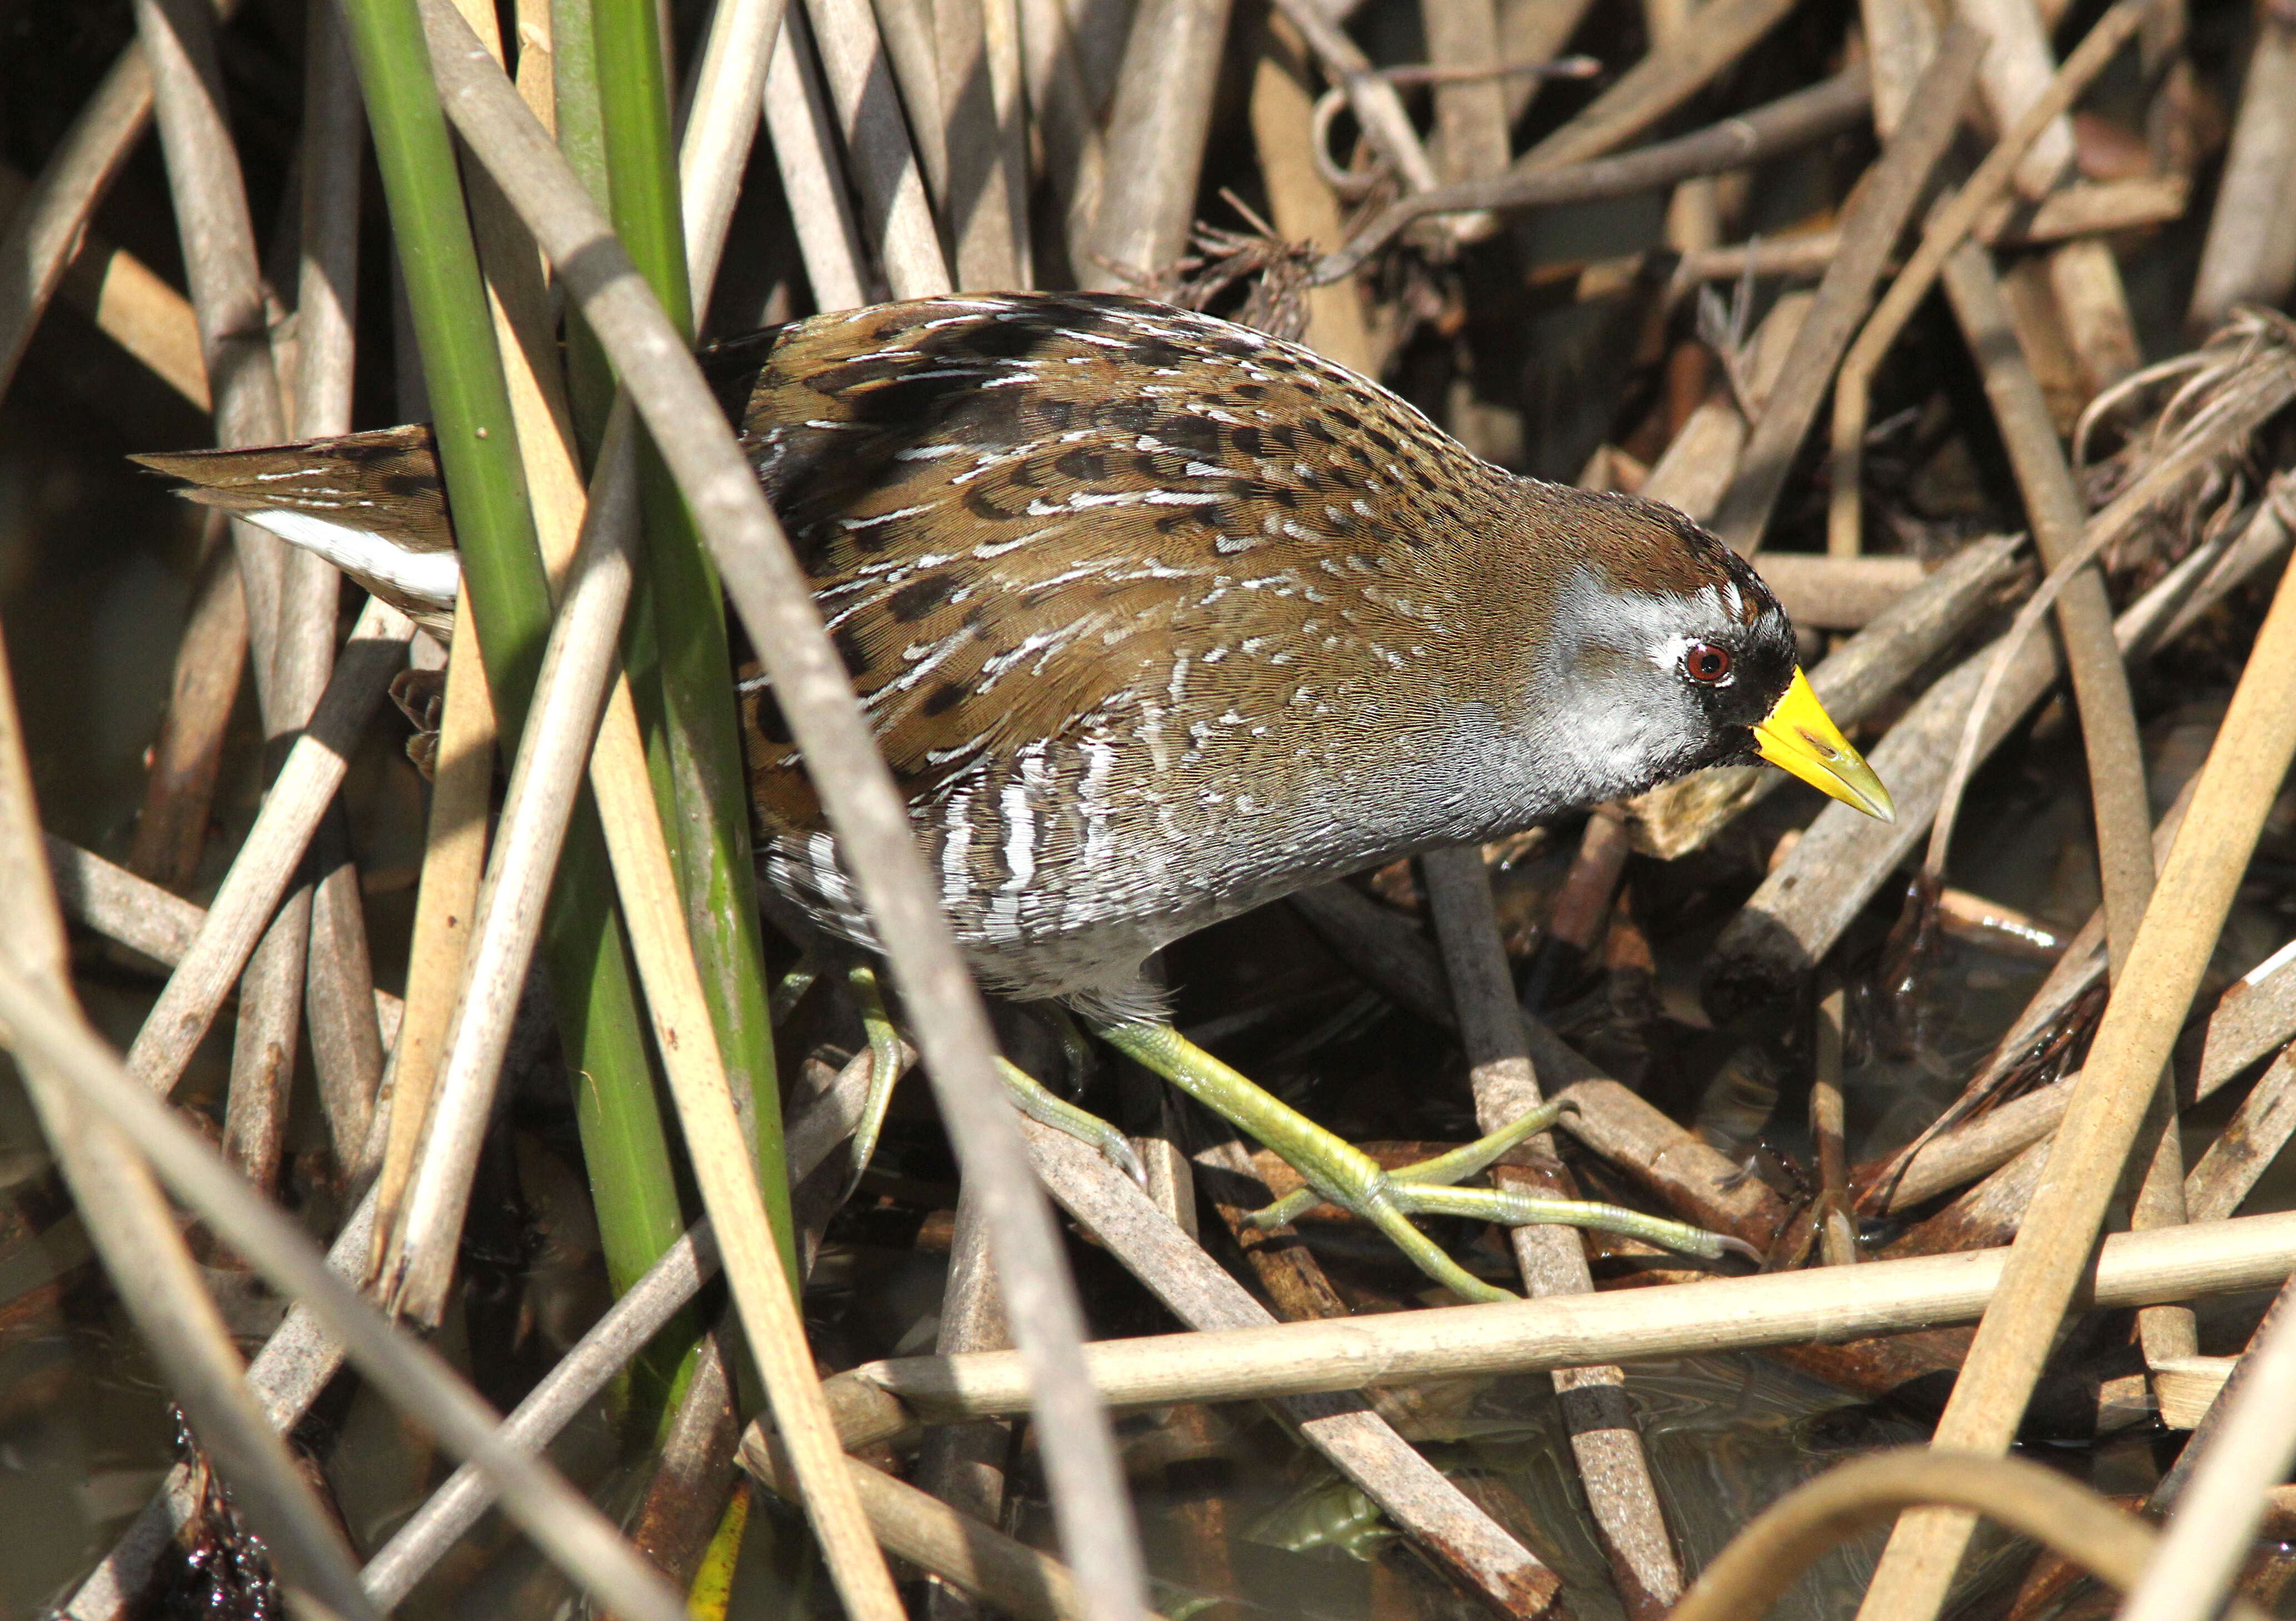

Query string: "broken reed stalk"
[371, 596, 494, 1245]
[0, 626, 384, 1621]
[762, 9, 871, 310]
[1083, 0, 1245, 286]
[800, 0, 951, 297]
[0, 957, 697, 1621]
[2120, 1253, 2296, 1621]
[379, 423, 648, 1310]
[1671, 1451, 2268, 1621]
[1829, 0, 2152, 559]
[1315, 67, 1873, 281]
[1853, 524, 2296, 1621]
[835, 1212, 2296, 1424]
[1706, 21, 1984, 555]
[363, 1221, 722, 1603]
[120, 599, 410, 1095]
[1422, 846, 1682, 1617]
[414, 9, 1148, 1615]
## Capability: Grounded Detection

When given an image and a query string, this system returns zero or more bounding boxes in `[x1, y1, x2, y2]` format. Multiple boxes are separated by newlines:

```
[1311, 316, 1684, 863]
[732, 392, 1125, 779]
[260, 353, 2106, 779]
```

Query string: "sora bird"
[137, 291, 1892, 1301]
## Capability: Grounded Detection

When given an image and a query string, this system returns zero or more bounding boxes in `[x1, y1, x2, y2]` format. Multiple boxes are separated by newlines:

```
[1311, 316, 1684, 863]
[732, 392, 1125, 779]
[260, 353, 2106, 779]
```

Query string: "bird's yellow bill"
[1754, 669, 1895, 822]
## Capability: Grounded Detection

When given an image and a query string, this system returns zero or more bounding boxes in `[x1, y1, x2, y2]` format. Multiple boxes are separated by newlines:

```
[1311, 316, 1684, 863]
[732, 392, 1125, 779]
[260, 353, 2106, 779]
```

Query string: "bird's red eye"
[1684, 642, 1732, 684]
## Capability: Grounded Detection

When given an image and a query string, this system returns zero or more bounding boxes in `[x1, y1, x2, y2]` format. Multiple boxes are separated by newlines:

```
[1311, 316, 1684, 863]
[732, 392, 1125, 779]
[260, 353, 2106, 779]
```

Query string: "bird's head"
[1507, 488, 1895, 820]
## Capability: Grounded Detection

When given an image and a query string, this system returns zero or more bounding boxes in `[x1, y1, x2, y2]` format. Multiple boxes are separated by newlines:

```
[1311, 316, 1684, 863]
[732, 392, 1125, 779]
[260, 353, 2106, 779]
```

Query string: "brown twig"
[1706, 23, 1985, 555]
[1424, 847, 1684, 1619]
[1314, 68, 1871, 282]
[1830, 0, 2155, 559]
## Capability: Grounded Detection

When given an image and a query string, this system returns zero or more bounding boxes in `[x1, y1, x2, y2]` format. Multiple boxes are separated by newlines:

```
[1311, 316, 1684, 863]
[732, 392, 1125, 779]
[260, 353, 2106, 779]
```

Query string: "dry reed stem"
[914, 1185, 1015, 1621]
[800, 0, 952, 298]
[1673, 1451, 2269, 1621]
[418, 12, 1146, 1614]
[1019, 1117, 1570, 1617]
[872, 0, 952, 208]
[1015, 0, 1107, 264]
[763, 8, 873, 311]
[127, 520, 246, 890]
[1830, 0, 2153, 559]
[839, 1211, 2296, 1422]
[1316, 68, 1871, 281]
[132, 0, 290, 689]
[1424, 0, 1508, 186]
[741, 1435, 1157, 1621]
[676, 0, 784, 303]
[2186, 5, 2296, 333]
[1707, 23, 1984, 556]
[0, 960, 698, 1621]
[1517, 0, 1797, 171]
[1249, 15, 1375, 374]
[370, 593, 493, 1250]
[0, 603, 383, 1620]
[0, 30, 166, 396]
[1960, 0, 2143, 394]
[2185, 1048, 2296, 1222]
[1423, 847, 1682, 1619]
[1082, 0, 1243, 287]
[1851, 526, 2296, 1620]
[369, 592, 491, 1240]
[936, 0, 1028, 289]
[1812, 976, 1857, 1266]
[47, 834, 406, 1040]
[362, 1219, 719, 1601]
[381, 425, 639, 1319]
[0, 162, 207, 406]
[251, 0, 379, 1185]
[121, 598, 411, 1096]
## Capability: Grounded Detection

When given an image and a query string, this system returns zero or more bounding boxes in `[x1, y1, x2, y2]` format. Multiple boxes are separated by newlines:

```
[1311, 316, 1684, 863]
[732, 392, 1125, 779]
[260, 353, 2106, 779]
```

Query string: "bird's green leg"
[1247, 1096, 1577, 1229]
[1094, 1019, 1742, 1302]
[994, 1058, 1146, 1187]
[768, 946, 826, 1025]
[844, 961, 910, 1182]
[828, 962, 1146, 1186]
